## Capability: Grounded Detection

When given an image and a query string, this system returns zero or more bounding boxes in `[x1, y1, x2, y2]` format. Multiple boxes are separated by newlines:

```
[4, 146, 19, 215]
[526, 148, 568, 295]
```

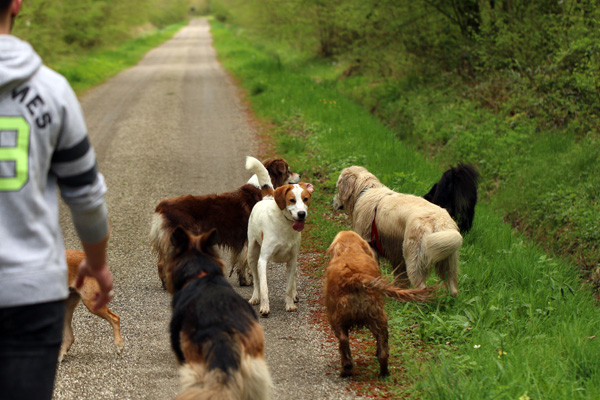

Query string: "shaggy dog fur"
[59, 250, 123, 362]
[332, 166, 463, 297]
[325, 231, 435, 377]
[150, 158, 300, 289]
[423, 163, 479, 233]
[151, 184, 263, 290]
[167, 228, 272, 400]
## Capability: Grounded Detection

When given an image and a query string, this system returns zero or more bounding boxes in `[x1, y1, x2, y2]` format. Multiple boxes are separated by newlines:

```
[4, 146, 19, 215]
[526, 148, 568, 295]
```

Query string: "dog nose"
[297, 211, 306, 220]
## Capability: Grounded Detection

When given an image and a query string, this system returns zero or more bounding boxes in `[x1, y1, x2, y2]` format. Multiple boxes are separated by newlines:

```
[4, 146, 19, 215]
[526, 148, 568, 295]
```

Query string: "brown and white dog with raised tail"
[150, 158, 300, 289]
[245, 156, 314, 317]
[325, 230, 436, 377]
[167, 227, 272, 400]
[333, 166, 463, 297]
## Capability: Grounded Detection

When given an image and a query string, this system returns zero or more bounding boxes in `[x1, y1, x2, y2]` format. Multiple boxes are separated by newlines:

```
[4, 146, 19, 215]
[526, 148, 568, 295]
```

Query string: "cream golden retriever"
[332, 166, 463, 297]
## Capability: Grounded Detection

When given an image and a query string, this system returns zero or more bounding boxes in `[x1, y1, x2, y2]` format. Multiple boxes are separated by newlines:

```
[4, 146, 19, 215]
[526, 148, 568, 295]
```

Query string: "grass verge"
[48, 21, 187, 95]
[211, 21, 600, 399]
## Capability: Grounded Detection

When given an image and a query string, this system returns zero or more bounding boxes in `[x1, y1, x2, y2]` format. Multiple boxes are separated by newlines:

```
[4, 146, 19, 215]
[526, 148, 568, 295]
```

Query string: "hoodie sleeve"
[50, 78, 109, 244]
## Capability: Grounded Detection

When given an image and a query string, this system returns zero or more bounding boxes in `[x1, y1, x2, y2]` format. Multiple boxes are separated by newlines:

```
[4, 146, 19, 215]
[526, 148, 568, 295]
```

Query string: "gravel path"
[53, 18, 363, 400]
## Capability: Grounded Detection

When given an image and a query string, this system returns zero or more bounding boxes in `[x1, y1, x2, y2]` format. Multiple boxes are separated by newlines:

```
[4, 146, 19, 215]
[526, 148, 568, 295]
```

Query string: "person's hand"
[75, 258, 114, 312]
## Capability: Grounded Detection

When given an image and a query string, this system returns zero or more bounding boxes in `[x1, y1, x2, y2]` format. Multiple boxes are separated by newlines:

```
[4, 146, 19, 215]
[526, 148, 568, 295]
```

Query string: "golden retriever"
[332, 166, 463, 297]
[325, 230, 435, 377]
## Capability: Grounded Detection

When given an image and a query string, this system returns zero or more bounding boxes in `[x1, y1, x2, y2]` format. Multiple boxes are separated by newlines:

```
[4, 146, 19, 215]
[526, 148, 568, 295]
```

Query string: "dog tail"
[175, 356, 272, 400]
[366, 278, 437, 302]
[149, 212, 169, 257]
[246, 156, 274, 197]
[423, 230, 463, 264]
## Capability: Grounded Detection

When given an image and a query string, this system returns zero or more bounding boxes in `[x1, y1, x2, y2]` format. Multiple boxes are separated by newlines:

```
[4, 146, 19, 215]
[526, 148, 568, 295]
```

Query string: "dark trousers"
[0, 300, 65, 400]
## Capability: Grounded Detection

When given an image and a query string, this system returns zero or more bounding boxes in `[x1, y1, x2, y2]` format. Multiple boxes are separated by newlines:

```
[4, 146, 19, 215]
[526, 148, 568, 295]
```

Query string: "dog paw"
[115, 344, 124, 355]
[249, 296, 260, 305]
[340, 367, 354, 378]
[259, 307, 270, 317]
[285, 303, 298, 312]
[238, 275, 253, 287]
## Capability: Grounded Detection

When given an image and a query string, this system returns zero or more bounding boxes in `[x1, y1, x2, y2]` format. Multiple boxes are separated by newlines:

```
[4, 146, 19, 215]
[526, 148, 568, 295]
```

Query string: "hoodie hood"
[0, 35, 42, 92]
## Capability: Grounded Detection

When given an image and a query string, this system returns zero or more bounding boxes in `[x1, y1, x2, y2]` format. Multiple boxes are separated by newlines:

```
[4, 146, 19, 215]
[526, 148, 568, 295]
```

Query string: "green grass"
[336, 74, 600, 278]
[211, 21, 600, 399]
[48, 21, 186, 94]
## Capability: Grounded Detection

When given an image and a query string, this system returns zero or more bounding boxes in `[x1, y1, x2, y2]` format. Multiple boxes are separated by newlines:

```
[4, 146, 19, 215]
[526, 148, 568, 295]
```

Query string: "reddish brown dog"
[324, 231, 434, 377]
[59, 249, 123, 361]
[150, 158, 300, 289]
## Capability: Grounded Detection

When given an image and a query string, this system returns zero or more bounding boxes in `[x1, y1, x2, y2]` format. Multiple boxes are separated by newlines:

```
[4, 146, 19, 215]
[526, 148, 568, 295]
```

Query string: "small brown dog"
[324, 231, 434, 377]
[59, 249, 123, 362]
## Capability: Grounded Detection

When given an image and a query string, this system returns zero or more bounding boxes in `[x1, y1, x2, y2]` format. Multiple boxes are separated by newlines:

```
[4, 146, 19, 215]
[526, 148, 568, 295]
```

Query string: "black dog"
[424, 164, 479, 233]
[167, 227, 272, 400]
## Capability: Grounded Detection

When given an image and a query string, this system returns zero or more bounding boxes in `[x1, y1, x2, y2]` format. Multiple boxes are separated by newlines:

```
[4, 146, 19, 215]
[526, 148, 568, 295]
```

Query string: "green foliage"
[211, 20, 600, 399]
[53, 23, 185, 94]
[13, 0, 191, 63]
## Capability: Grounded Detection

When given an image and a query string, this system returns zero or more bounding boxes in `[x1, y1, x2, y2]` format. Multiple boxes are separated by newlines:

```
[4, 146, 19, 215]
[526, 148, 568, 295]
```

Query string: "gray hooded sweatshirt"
[0, 35, 109, 308]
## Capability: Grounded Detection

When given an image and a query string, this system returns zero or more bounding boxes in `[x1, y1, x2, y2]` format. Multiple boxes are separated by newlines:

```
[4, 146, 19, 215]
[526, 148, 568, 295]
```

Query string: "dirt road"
[53, 18, 362, 400]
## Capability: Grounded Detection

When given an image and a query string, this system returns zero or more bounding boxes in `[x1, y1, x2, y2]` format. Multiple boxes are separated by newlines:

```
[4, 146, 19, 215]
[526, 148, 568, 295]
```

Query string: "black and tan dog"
[166, 227, 272, 400]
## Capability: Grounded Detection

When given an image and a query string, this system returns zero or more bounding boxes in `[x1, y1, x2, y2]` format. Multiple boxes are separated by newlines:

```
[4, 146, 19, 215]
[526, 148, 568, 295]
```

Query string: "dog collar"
[182, 271, 209, 289]
[357, 188, 369, 202]
[370, 206, 385, 257]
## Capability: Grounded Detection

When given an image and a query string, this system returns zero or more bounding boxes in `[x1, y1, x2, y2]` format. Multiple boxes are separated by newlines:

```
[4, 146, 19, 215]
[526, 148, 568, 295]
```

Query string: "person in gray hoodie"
[0, 1, 114, 399]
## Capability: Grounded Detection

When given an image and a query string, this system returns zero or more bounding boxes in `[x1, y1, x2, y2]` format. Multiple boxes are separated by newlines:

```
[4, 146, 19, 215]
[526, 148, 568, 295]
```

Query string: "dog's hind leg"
[80, 294, 124, 355]
[403, 238, 429, 290]
[157, 255, 167, 290]
[367, 318, 389, 377]
[334, 326, 354, 377]
[248, 240, 271, 316]
[435, 252, 459, 297]
[232, 245, 253, 287]
[59, 291, 81, 361]
[390, 259, 410, 288]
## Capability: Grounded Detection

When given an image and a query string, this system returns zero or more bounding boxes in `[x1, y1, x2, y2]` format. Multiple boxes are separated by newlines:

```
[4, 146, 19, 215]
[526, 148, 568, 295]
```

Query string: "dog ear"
[300, 182, 314, 194]
[274, 186, 290, 210]
[337, 172, 357, 204]
[326, 241, 340, 259]
[359, 236, 377, 260]
[201, 228, 219, 250]
[171, 226, 190, 252]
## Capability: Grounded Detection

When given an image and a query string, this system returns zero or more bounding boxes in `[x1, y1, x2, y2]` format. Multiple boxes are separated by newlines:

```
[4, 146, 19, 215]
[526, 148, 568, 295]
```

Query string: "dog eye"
[290, 199, 296, 203]
[303, 198, 308, 202]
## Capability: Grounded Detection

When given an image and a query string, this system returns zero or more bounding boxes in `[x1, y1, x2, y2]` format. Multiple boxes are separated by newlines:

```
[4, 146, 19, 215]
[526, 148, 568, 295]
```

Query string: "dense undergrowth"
[210, 0, 600, 294]
[210, 19, 600, 399]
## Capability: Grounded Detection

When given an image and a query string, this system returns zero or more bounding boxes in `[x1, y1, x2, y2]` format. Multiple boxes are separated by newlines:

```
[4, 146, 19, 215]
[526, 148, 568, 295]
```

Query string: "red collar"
[182, 271, 209, 289]
[370, 207, 385, 257]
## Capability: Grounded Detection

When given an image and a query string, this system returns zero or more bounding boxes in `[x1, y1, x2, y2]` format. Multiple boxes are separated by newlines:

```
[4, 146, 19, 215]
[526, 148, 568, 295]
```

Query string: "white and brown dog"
[245, 157, 314, 317]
